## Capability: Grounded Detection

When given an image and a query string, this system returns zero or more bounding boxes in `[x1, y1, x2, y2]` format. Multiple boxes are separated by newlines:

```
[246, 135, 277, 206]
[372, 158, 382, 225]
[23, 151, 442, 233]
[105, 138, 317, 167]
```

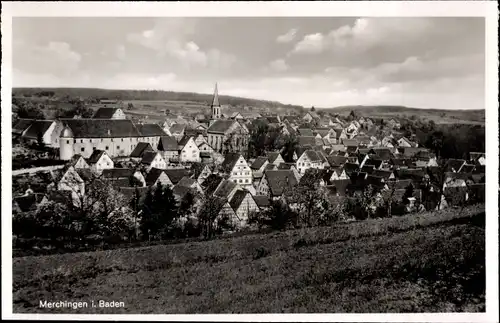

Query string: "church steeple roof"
[211, 83, 220, 107]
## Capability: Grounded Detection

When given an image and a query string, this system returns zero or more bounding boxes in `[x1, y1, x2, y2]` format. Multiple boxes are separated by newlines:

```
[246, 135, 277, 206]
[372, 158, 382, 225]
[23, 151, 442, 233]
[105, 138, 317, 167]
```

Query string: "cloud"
[13, 41, 81, 76]
[269, 59, 289, 72]
[277, 28, 298, 43]
[291, 33, 325, 54]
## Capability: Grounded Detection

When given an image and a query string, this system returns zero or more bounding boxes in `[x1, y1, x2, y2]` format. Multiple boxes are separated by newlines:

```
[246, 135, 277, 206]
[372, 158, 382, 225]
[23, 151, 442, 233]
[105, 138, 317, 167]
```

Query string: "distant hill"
[321, 105, 485, 124]
[12, 87, 305, 113]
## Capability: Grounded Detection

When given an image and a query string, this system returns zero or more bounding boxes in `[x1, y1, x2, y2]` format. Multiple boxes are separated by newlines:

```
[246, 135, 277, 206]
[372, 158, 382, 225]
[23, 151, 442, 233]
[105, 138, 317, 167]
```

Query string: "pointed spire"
[211, 82, 220, 107]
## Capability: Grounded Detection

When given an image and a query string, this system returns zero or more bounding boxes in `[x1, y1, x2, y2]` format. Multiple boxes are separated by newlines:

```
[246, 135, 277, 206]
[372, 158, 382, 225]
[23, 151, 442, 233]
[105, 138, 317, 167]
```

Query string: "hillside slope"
[13, 205, 485, 314]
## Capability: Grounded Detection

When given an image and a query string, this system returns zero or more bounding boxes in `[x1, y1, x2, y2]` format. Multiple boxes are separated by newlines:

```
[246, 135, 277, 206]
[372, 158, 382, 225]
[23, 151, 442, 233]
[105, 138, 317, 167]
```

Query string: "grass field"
[13, 205, 485, 314]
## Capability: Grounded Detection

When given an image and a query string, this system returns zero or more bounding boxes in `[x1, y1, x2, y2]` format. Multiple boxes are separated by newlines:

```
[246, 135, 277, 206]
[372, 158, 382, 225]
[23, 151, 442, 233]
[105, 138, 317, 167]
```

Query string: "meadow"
[13, 205, 485, 314]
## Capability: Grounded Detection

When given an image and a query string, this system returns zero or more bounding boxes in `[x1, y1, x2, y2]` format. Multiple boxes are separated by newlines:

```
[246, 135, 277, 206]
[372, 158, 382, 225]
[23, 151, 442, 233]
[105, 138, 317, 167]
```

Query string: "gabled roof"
[297, 136, 317, 147]
[178, 135, 194, 147]
[13, 118, 35, 134]
[388, 179, 413, 190]
[22, 120, 54, 139]
[221, 153, 243, 173]
[93, 107, 121, 119]
[363, 159, 383, 169]
[372, 169, 393, 180]
[446, 159, 466, 172]
[141, 151, 160, 165]
[207, 120, 236, 134]
[360, 165, 375, 174]
[177, 176, 197, 188]
[372, 148, 394, 161]
[164, 169, 190, 185]
[60, 119, 140, 138]
[130, 142, 154, 158]
[87, 149, 107, 164]
[157, 136, 179, 151]
[169, 123, 186, 134]
[229, 190, 253, 210]
[298, 128, 314, 136]
[145, 168, 166, 186]
[253, 195, 271, 208]
[102, 168, 137, 179]
[343, 163, 359, 174]
[136, 123, 166, 137]
[327, 155, 348, 167]
[343, 139, 359, 147]
[303, 150, 324, 163]
[267, 152, 282, 164]
[213, 179, 238, 199]
[265, 170, 298, 197]
[251, 156, 268, 170]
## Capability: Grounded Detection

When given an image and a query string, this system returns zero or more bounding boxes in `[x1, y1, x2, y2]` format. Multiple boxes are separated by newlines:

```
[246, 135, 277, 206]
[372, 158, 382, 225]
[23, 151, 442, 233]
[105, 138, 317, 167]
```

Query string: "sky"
[12, 17, 485, 109]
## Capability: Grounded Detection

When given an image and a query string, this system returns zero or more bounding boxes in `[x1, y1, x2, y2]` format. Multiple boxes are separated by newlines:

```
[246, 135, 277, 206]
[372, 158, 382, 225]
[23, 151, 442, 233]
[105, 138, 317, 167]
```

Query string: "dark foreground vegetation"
[13, 205, 485, 313]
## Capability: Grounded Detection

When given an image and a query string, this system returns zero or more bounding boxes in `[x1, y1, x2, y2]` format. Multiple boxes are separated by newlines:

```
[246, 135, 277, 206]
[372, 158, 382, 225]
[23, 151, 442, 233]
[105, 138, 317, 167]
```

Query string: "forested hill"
[12, 87, 304, 110]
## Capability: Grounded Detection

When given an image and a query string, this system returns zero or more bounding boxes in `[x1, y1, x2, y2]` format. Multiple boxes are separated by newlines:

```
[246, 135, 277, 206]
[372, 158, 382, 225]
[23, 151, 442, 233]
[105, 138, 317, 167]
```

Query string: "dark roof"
[178, 136, 194, 147]
[136, 123, 166, 137]
[267, 152, 282, 164]
[372, 169, 394, 180]
[164, 169, 190, 185]
[266, 116, 280, 124]
[221, 153, 242, 172]
[177, 176, 197, 188]
[329, 179, 351, 196]
[229, 190, 250, 210]
[87, 150, 106, 164]
[390, 158, 414, 168]
[372, 148, 393, 160]
[363, 159, 383, 169]
[304, 150, 324, 163]
[251, 156, 268, 170]
[355, 136, 371, 145]
[13, 193, 46, 212]
[343, 163, 359, 174]
[130, 142, 154, 158]
[298, 128, 314, 136]
[446, 159, 466, 172]
[158, 136, 179, 151]
[169, 123, 186, 134]
[342, 139, 359, 147]
[102, 168, 137, 179]
[118, 186, 149, 201]
[145, 168, 166, 186]
[60, 119, 139, 138]
[346, 146, 358, 154]
[207, 120, 236, 134]
[360, 165, 375, 174]
[13, 118, 35, 134]
[93, 107, 121, 119]
[253, 195, 271, 208]
[399, 147, 425, 158]
[173, 185, 195, 200]
[277, 162, 295, 170]
[23, 120, 54, 139]
[265, 170, 298, 197]
[388, 179, 413, 190]
[297, 136, 317, 147]
[141, 151, 160, 165]
[214, 179, 238, 199]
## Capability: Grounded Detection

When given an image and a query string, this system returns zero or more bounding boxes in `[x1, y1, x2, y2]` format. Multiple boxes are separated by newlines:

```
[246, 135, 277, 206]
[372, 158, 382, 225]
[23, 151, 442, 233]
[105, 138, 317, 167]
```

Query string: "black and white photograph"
[2, 1, 498, 321]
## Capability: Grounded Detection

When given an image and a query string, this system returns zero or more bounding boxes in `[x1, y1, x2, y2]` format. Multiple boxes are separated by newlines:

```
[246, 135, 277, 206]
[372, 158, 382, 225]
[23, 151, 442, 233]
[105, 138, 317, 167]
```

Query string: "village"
[11, 83, 486, 246]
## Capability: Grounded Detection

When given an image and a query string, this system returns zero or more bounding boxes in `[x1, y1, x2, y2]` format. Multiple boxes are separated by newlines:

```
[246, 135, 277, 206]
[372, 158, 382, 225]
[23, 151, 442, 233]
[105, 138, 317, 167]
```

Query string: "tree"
[127, 103, 134, 110]
[140, 187, 156, 241]
[402, 183, 415, 205]
[281, 134, 298, 162]
[15, 100, 46, 119]
[198, 195, 225, 239]
[311, 106, 316, 112]
[289, 169, 326, 227]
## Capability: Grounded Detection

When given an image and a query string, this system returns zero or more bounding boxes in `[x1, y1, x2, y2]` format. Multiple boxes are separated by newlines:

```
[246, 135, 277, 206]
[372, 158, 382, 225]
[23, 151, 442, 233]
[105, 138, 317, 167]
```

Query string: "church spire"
[211, 82, 220, 107]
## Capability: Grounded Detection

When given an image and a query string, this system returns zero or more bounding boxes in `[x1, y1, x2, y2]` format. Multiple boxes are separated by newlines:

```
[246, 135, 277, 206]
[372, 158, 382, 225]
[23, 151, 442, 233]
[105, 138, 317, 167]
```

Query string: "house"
[250, 156, 269, 174]
[229, 190, 260, 228]
[302, 111, 320, 123]
[209, 197, 239, 232]
[68, 154, 90, 169]
[329, 167, 349, 181]
[253, 195, 272, 212]
[169, 124, 187, 141]
[157, 136, 180, 162]
[257, 170, 298, 200]
[446, 159, 467, 173]
[297, 136, 317, 148]
[58, 119, 163, 159]
[298, 128, 314, 137]
[130, 142, 154, 161]
[267, 152, 285, 167]
[397, 137, 417, 148]
[387, 118, 401, 129]
[327, 155, 348, 167]
[136, 123, 166, 148]
[20, 119, 65, 148]
[163, 169, 191, 186]
[176, 176, 204, 195]
[51, 166, 85, 203]
[140, 151, 167, 170]
[470, 152, 486, 166]
[92, 107, 126, 120]
[87, 149, 114, 173]
[207, 120, 249, 154]
[102, 168, 146, 188]
[190, 163, 213, 185]
[12, 118, 35, 137]
[221, 153, 253, 188]
[178, 136, 201, 163]
[213, 179, 241, 201]
[296, 150, 327, 175]
[372, 169, 396, 181]
[145, 168, 173, 187]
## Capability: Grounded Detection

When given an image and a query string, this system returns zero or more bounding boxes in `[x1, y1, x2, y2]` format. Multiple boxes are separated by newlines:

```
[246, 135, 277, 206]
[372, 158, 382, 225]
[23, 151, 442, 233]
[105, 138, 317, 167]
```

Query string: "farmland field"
[13, 205, 485, 314]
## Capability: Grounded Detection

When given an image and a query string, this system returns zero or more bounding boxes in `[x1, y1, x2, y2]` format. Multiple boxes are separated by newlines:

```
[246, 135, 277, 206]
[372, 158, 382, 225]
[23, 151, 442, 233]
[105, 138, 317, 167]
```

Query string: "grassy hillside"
[13, 205, 485, 314]
[324, 105, 485, 124]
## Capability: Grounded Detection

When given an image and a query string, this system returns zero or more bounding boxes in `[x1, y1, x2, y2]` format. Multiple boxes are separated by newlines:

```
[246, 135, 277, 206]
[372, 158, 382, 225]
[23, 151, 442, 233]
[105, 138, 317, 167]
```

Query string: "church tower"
[211, 83, 221, 120]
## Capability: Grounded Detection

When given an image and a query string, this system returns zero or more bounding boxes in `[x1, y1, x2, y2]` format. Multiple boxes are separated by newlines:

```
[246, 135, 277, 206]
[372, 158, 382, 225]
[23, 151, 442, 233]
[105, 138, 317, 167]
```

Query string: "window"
[105, 146, 109, 150]
[239, 179, 242, 183]
[121, 138, 124, 142]
[66, 140, 70, 144]
[93, 147, 96, 151]
[245, 179, 249, 183]
[81, 147, 85, 152]
[81, 139, 83, 143]
[101, 139, 103, 142]
[111, 139, 113, 142]
[117, 146, 120, 149]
